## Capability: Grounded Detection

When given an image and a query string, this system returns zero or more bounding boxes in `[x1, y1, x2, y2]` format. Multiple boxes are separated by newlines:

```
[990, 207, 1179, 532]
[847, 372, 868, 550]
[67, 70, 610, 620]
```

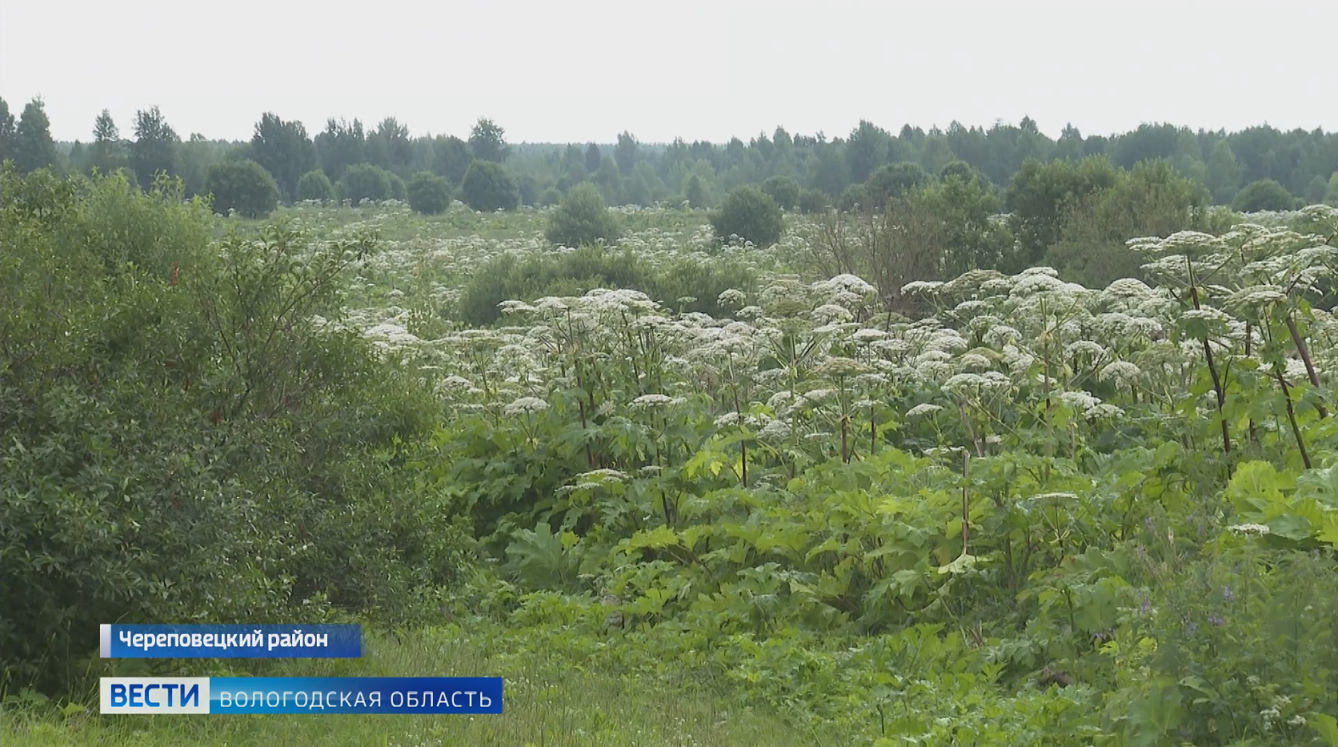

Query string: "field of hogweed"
[251, 201, 1338, 746]
[6, 183, 1338, 746]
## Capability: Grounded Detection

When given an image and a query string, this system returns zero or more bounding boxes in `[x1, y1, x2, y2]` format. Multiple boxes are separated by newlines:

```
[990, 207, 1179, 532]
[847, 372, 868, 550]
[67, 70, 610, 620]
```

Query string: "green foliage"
[338, 163, 392, 204]
[387, 172, 407, 201]
[406, 171, 451, 215]
[545, 183, 620, 247]
[296, 168, 335, 202]
[684, 174, 709, 209]
[12, 97, 59, 174]
[838, 183, 869, 212]
[468, 118, 509, 163]
[1046, 159, 1211, 287]
[249, 113, 314, 202]
[761, 175, 801, 210]
[204, 158, 281, 217]
[1006, 156, 1120, 269]
[0, 96, 14, 164]
[129, 106, 179, 188]
[797, 187, 830, 214]
[538, 186, 562, 207]
[710, 185, 784, 247]
[460, 160, 520, 212]
[1234, 178, 1298, 212]
[866, 161, 929, 207]
[0, 167, 470, 692]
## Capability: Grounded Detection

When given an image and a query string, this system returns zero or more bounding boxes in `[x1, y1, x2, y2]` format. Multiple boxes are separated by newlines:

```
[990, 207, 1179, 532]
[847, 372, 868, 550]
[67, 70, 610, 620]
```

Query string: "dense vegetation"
[4, 96, 1337, 216]
[3, 151, 1338, 746]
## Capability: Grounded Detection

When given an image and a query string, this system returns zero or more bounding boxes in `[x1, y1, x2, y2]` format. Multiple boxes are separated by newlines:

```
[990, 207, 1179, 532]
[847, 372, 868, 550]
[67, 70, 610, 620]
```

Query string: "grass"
[1, 628, 805, 747]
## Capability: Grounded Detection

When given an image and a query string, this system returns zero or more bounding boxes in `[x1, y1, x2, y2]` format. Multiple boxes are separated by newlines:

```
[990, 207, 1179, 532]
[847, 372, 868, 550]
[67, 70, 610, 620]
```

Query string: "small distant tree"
[13, 98, 59, 173]
[0, 96, 15, 164]
[839, 184, 869, 212]
[539, 186, 563, 207]
[250, 113, 314, 203]
[866, 162, 929, 208]
[205, 158, 281, 218]
[684, 174, 709, 209]
[407, 171, 451, 215]
[1233, 179, 1296, 212]
[762, 175, 801, 210]
[1304, 175, 1328, 206]
[585, 143, 602, 174]
[432, 135, 473, 185]
[1328, 172, 1338, 206]
[710, 185, 784, 247]
[614, 131, 639, 177]
[545, 183, 620, 247]
[469, 118, 509, 163]
[387, 172, 407, 201]
[296, 169, 335, 202]
[939, 160, 978, 183]
[339, 163, 392, 204]
[460, 160, 519, 212]
[89, 109, 126, 176]
[130, 106, 180, 186]
[798, 188, 830, 214]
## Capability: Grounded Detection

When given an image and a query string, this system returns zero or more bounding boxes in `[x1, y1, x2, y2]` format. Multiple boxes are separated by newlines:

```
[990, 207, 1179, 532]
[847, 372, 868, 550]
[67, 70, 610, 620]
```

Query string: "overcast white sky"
[3, 0, 1335, 144]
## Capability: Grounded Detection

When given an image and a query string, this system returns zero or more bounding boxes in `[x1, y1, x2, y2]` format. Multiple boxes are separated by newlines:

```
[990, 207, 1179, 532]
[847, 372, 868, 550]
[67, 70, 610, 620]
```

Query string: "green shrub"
[388, 172, 407, 202]
[457, 247, 647, 326]
[838, 183, 869, 212]
[709, 185, 784, 247]
[539, 186, 563, 207]
[204, 158, 280, 217]
[545, 183, 620, 247]
[460, 161, 520, 212]
[0, 165, 470, 693]
[1233, 178, 1297, 212]
[338, 163, 392, 204]
[296, 169, 335, 202]
[797, 187, 830, 214]
[762, 175, 801, 210]
[866, 161, 929, 207]
[407, 171, 451, 215]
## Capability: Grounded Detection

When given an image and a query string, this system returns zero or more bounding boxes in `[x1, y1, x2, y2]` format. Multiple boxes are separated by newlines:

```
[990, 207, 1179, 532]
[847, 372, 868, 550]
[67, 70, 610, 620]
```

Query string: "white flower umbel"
[503, 396, 549, 416]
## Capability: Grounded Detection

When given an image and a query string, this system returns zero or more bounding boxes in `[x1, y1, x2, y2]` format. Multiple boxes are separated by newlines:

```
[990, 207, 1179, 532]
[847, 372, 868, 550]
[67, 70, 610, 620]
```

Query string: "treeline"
[3, 95, 1337, 214]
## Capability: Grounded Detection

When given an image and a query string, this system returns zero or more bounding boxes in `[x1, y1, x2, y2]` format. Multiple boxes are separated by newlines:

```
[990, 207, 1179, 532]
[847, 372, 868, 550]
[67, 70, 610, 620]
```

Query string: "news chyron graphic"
[99, 624, 504, 715]
[101, 677, 504, 715]
[101, 624, 362, 658]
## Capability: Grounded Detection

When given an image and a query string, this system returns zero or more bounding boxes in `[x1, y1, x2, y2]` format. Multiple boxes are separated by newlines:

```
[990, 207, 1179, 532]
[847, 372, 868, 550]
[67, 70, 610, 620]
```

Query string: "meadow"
[3, 171, 1338, 746]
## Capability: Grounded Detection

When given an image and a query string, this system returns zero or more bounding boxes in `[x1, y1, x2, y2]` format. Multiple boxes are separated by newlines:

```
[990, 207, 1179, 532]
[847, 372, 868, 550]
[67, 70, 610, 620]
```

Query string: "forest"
[2, 95, 1338, 747]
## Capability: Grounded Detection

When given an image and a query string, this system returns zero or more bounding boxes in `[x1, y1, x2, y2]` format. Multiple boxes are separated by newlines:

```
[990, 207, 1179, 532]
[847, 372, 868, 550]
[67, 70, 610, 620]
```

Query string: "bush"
[338, 164, 393, 204]
[460, 161, 520, 212]
[1233, 179, 1297, 212]
[458, 247, 646, 326]
[645, 258, 756, 317]
[407, 171, 451, 215]
[838, 183, 869, 212]
[709, 185, 784, 247]
[388, 172, 407, 202]
[545, 183, 620, 247]
[866, 162, 929, 207]
[204, 158, 280, 218]
[762, 175, 801, 210]
[798, 187, 830, 214]
[296, 169, 335, 203]
[0, 165, 471, 692]
[539, 187, 563, 207]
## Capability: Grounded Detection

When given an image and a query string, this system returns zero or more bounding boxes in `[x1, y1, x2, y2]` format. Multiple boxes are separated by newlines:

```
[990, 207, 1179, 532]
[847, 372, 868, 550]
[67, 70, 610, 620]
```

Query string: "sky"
[3, 0, 1336, 145]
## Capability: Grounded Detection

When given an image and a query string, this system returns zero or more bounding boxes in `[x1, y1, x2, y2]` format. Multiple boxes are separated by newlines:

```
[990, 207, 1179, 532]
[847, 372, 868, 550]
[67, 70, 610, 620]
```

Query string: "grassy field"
[2, 628, 804, 747]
